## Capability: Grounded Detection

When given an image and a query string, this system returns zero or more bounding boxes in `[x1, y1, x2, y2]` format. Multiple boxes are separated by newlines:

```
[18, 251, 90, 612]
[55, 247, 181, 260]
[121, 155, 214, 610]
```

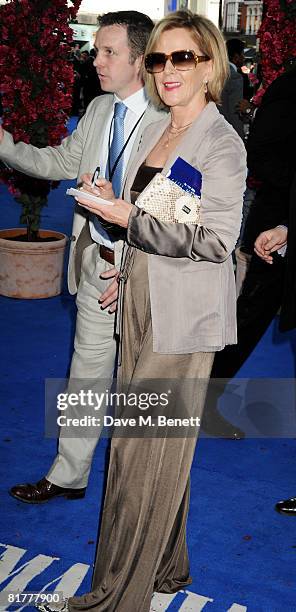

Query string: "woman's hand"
[75, 174, 133, 228]
[254, 227, 288, 264]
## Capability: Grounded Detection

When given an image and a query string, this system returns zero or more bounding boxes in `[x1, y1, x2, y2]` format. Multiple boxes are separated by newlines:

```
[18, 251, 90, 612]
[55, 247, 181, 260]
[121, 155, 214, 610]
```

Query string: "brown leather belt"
[99, 244, 115, 265]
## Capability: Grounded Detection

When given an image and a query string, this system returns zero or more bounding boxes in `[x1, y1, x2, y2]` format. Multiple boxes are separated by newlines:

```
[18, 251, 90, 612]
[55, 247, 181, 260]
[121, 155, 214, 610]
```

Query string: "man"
[220, 38, 245, 139]
[255, 170, 296, 516]
[0, 10, 162, 503]
[208, 61, 296, 437]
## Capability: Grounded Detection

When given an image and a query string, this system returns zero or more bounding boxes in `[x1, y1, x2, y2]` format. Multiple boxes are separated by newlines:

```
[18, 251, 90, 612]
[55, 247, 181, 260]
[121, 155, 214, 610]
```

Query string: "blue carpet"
[1, 119, 296, 611]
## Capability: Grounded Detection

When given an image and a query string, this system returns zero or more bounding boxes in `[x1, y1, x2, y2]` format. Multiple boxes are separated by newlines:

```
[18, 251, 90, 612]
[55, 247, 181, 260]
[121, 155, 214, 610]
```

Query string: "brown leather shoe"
[9, 477, 86, 504]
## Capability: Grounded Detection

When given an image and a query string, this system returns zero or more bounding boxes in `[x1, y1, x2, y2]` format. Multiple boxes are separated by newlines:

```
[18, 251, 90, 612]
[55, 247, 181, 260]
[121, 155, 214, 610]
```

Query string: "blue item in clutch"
[166, 157, 202, 197]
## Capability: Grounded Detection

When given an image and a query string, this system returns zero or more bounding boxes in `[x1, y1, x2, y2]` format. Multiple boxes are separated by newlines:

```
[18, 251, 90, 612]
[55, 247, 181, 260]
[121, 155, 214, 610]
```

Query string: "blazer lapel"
[162, 102, 219, 174]
[123, 104, 167, 195]
[83, 95, 114, 177]
[124, 102, 219, 198]
[124, 113, 170, 199]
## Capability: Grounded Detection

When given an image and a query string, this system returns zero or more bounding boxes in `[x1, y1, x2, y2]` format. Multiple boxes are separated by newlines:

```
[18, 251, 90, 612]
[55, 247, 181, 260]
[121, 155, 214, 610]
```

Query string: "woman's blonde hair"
[144, 10, 229, 108]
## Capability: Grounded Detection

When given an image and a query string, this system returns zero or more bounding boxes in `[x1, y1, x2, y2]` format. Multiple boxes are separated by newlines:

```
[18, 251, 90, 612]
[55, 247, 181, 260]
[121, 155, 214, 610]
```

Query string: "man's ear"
[135, 53, 144, 77]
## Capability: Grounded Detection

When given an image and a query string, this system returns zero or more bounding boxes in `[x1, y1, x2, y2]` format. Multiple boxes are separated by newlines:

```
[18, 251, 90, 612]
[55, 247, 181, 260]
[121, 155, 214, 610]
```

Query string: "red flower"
[258, 0, 295, 90]
[0, 0, 82, 235]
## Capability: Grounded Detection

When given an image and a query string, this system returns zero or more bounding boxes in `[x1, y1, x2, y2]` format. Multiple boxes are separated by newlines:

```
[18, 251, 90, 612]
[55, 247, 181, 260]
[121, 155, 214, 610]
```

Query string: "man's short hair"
[98, 11, 154, 63]
[226, 38, 245, 61]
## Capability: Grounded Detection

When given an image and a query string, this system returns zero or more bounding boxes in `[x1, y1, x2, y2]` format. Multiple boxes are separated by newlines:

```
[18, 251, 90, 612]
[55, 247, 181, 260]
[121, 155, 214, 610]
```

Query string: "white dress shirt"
[89, 87, 149, 250]
[277, 225, 288, 257]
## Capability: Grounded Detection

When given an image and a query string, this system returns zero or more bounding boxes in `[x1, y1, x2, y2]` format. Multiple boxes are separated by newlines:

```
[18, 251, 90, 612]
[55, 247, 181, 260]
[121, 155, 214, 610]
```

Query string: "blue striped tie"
[107, 102, 127, 197]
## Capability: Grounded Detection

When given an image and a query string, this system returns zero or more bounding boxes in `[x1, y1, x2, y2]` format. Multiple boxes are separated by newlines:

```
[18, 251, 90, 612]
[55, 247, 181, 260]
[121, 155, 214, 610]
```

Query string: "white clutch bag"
[135, 173, 201, 225]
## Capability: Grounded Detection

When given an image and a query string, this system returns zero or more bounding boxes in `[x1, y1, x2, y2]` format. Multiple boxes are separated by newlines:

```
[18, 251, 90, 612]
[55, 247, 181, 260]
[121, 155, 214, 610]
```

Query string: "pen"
[91, 166, 101, 188]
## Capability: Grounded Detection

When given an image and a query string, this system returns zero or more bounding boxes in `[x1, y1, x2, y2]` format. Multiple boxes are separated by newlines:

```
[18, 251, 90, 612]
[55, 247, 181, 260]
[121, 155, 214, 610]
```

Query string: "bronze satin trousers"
[68, 250, 214, 612]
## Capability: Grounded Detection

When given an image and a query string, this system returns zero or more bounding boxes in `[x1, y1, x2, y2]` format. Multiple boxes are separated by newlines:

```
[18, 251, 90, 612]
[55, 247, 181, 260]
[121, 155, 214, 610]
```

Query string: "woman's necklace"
[163, 120, 193, 148]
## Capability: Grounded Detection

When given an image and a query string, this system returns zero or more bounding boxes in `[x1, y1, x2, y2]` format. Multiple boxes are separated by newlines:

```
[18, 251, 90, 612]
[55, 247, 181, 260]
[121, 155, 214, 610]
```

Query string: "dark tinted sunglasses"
[145, 50, 210, 74]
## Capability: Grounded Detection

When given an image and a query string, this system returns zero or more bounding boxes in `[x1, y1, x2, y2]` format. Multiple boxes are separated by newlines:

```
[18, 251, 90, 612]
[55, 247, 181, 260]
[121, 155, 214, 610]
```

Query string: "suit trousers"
[68, 250, 214, 611]
[47, 242, 117, 489]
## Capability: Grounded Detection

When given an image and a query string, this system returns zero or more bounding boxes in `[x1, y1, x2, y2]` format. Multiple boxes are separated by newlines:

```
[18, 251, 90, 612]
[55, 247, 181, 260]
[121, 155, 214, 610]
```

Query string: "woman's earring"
[203, 80, 208, 93]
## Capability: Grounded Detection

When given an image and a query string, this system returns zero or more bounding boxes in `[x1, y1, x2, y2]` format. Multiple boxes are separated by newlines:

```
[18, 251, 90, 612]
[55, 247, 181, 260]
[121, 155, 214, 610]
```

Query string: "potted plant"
[0, 0, 81, 298]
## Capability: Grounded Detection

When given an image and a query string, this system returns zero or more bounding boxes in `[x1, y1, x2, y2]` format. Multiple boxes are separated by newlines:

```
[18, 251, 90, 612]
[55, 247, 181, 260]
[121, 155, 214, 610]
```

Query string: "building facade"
[74, 0, 221, 26]
[67, 0, 222, 46]
[223, 0, 263, 45]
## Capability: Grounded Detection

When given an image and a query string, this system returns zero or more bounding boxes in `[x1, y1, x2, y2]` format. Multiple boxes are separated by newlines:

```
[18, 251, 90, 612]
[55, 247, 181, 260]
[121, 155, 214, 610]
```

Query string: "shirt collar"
[114, 87, 149, 116]
[229, 61, 238, 72]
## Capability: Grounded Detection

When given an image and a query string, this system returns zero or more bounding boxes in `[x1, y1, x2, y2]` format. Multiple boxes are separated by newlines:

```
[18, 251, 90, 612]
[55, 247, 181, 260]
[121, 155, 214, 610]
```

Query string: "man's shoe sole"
[9, 490, 85, 503]
[275, 506, 296, 516]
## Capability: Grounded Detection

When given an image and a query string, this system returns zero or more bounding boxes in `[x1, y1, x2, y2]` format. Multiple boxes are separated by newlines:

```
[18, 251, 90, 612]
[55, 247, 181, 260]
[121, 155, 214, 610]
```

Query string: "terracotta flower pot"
[0, 228, 68, 299]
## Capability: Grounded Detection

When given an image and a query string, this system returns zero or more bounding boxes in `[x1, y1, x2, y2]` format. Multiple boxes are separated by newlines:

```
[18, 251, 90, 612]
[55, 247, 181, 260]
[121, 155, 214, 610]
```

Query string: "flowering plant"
[248, 72, 259, 86]
[256, 0, 295, 100]
[0, 0, 81, 240]
[280, 0, 296, 19]
[252, 86, 265, 107]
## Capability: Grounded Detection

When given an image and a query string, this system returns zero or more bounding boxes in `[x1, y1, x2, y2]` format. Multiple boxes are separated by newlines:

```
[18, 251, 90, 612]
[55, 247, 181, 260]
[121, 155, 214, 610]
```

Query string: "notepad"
[66, 188, 114, 206]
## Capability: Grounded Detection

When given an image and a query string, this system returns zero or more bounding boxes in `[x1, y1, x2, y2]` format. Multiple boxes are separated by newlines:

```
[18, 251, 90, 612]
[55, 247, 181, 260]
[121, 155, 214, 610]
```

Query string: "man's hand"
[237, 99, 253, 114]
[0, 124, 4, 144]
[99, 267, 119, 313]
[254, 227, 288, 264]
[79, 173, 115, 201]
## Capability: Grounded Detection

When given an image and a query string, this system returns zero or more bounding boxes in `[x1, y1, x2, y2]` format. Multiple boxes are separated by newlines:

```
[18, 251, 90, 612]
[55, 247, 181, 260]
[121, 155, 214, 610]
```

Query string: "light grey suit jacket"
[0, 94, 163, 293]
[220, 64, 244, 140]
[123, 102, 246, 353]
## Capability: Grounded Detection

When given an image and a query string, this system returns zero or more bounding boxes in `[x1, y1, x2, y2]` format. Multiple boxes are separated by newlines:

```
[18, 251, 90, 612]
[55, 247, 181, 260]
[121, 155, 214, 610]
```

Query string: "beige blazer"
[0, 94, 163, 293]
[123, 102, 247, 353]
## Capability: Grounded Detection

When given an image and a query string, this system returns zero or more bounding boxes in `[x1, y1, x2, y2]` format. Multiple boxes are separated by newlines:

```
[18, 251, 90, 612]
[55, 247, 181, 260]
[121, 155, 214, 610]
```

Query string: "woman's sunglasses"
[145, 50, 210, 74]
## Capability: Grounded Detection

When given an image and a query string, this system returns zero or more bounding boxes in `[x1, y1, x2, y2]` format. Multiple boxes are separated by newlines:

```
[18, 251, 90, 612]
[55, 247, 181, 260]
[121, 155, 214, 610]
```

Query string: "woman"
[41, 10, 246, 612]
